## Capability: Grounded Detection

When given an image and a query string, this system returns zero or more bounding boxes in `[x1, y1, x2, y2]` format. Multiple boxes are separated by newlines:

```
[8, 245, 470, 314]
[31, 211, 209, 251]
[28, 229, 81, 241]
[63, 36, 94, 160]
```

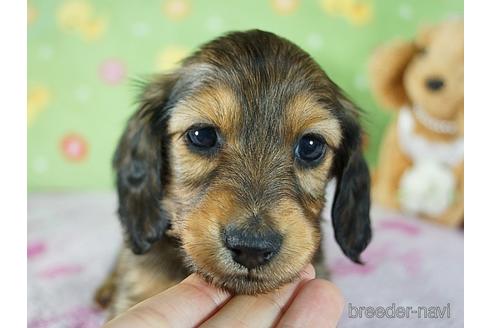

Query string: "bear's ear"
[416, 24, 438, 46]
[113, 74, 178, 254]
[368, 40, 417, 109]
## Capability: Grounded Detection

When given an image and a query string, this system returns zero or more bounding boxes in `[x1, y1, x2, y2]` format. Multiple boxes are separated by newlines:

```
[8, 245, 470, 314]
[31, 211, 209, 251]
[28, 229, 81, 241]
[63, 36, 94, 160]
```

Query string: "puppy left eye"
[187, 126, 218, 149]
[295, 134, 326, 165]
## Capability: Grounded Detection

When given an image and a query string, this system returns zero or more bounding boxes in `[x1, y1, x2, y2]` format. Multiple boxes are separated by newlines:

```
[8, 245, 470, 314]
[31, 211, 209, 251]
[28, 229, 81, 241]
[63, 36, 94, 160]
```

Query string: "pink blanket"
[28, 193, 463, 327]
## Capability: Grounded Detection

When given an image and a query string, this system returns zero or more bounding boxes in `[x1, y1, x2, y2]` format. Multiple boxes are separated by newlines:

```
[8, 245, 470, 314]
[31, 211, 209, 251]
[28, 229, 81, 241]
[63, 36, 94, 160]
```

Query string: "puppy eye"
[187, 126, 218, 149]
[295, 134, 326, 165]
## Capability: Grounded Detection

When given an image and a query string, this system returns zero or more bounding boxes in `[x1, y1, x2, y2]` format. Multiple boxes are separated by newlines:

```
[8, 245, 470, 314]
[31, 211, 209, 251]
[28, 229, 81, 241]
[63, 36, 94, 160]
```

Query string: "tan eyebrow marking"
[284, 93, 342, 148]
[168, 85, 241, 141]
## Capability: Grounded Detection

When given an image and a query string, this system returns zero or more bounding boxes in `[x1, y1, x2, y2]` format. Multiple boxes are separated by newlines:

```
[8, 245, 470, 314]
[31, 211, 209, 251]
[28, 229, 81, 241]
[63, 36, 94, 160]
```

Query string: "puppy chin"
[186, 257, 304, 295]
[198, 269, 299, 295]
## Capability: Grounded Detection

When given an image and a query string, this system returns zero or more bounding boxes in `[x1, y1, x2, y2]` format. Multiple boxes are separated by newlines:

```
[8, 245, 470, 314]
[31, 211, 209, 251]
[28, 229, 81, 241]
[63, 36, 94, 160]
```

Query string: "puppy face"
[113, 30, 371, 294]
[166, 84, 341, 293]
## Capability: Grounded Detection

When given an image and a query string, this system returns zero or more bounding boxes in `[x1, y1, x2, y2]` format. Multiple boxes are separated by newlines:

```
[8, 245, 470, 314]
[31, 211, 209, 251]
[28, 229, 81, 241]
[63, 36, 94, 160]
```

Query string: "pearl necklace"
[413, 105, 459, 135]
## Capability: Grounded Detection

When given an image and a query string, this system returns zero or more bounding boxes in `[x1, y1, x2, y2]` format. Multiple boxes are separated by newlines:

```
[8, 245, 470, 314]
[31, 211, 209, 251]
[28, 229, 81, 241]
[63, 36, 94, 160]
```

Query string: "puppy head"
[369, 19, 463, 125]
[404, 19, 464, 122]
[114, 30, 371, 294]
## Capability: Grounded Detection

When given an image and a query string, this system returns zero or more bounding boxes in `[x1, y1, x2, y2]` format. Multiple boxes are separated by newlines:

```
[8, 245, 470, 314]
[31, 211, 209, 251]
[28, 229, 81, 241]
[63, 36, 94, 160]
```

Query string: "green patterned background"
[27, 0, 463, 191]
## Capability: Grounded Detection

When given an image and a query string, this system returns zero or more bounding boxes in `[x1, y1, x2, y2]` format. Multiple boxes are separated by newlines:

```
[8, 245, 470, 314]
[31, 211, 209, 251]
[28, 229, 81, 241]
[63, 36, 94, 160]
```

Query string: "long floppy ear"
[113, 74, 178, 254]
[331, 96, 372, 263]
[368, 39, 416, 109]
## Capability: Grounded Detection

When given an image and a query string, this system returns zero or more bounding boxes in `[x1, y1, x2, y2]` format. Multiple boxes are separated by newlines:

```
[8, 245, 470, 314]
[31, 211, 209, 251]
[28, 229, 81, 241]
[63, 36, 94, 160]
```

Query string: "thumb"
[104, 274, 231, 328]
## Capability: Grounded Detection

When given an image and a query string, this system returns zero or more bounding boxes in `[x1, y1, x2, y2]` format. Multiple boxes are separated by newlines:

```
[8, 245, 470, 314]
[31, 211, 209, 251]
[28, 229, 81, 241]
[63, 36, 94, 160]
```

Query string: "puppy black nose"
[426, 77, 445, 91]
[223, 226, 282, 269]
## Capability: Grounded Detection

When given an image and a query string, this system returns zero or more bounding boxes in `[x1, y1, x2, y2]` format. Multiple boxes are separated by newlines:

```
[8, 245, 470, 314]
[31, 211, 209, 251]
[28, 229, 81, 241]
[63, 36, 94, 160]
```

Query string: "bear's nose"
[426, 77, 445, 91]
[223, 225, 282, 269]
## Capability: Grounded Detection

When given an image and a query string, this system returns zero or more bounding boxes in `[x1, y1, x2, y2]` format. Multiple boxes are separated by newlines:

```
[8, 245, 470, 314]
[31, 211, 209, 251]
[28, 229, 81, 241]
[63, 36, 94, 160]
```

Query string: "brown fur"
[98, 30, 372, 319]
[369, 20, 464, 226]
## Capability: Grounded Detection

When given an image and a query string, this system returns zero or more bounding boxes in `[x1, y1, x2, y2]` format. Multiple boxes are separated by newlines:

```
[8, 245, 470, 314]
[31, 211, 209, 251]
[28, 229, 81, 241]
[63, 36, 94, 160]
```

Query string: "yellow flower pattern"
[27, 0, 463, 189]
[28, 2, 37, 25]
[162, 0, 191, 21]
[28, 86, 51, 126]
[156, 46, 190, 72]
[56, 0, 106, 41]
[271, 0, 300, 15]
[320, 0, 373, 25]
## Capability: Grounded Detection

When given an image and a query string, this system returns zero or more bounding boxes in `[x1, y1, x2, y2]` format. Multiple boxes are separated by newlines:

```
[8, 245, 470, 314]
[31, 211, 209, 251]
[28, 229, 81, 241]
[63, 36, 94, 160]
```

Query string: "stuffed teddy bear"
[369, 19, 463, 227]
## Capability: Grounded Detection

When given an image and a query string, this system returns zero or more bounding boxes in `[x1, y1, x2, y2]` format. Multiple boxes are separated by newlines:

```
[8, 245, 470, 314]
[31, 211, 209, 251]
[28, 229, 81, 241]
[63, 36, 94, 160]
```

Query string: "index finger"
[104, 274, 231, 328]
[275, 279, 344, 328]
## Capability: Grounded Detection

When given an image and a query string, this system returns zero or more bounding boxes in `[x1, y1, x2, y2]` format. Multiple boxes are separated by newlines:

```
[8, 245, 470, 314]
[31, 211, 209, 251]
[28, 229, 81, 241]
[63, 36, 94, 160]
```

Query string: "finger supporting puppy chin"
[200, 265, 316, 328]
[104, 274, 230, 328]
[275, 279, 345, 328]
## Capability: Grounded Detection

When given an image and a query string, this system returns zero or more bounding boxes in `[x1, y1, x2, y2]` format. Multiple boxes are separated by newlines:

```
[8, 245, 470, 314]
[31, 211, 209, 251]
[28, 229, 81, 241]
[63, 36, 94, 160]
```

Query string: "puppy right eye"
[186, 126, 218, 149]
[294, 134, 326, 167]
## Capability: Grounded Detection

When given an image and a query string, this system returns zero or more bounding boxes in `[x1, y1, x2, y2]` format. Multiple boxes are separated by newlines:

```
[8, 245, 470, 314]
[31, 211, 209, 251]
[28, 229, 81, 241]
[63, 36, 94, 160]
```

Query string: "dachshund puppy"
[96, 29, 371, 319]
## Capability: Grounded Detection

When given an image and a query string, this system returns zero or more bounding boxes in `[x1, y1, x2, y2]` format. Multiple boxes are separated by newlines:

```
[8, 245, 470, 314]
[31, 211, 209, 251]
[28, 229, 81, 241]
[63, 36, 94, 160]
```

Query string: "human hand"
[103, 264, 344, 328]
